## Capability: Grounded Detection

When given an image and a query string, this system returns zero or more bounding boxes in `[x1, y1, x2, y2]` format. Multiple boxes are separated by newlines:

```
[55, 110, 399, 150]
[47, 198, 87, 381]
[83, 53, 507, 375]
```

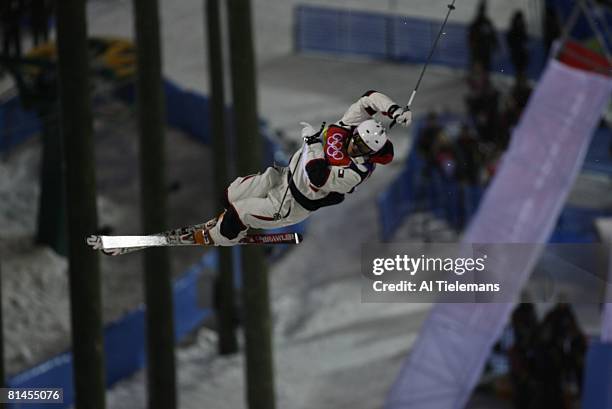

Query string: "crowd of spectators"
[409, 1, 558, 232]
[416, 71, 533, 191]
[413, 1, 612, 233]
[414, 3, 540, 221]
[508, 302, 587, 409]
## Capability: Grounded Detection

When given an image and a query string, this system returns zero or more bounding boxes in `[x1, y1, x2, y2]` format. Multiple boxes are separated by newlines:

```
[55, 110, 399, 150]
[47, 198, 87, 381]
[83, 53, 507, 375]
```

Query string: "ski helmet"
[354, 119, 388, 154]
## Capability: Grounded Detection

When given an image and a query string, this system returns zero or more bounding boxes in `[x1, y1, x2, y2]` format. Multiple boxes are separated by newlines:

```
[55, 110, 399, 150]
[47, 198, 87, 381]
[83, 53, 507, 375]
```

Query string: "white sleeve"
[320, 166, 361, 194]
[305, 140, 325, 161]
[288, 141, 325, 177]
[339, 90, 401, 127]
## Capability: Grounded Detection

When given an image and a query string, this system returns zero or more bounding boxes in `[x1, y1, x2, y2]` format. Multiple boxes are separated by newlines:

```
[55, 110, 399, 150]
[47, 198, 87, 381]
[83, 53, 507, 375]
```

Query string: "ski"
[86, 221, 302, 256]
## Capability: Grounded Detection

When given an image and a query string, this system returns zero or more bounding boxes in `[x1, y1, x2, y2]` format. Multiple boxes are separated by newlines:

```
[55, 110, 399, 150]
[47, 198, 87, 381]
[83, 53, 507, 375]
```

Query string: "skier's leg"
[235, 197, 310, 230]
[206, 197, 273, 246]
[225, 166, 283, 205]
[205, 205, 248, 246]
[207, 195, 309, 246]
[205, 167, 284, 246]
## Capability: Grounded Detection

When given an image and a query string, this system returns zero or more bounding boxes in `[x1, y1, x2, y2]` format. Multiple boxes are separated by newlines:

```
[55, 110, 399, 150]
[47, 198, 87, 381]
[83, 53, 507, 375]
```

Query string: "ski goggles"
[350, 133, 374, 157]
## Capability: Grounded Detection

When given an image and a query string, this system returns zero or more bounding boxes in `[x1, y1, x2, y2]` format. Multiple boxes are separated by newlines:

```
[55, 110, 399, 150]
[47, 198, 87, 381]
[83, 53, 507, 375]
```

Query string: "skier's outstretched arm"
[339, 90, 412, 128]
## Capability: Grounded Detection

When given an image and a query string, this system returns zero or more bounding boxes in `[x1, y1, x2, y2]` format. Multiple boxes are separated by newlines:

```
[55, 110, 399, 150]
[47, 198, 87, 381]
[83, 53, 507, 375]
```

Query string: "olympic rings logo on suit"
[326, 133, 345, 161]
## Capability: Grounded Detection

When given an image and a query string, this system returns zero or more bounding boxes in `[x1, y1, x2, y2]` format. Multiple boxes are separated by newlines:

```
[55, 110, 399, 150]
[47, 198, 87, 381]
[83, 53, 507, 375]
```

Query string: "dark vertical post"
[36, 108, 66, 255]
[55, 0, 106, 408]
[227, 0, 276, 408]
[205, 0, 238, 355]
[132, 1, 177, 408]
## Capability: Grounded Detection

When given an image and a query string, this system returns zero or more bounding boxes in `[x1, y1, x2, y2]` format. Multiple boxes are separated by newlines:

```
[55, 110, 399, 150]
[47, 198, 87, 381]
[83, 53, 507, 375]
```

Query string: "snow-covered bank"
[0, 99, 214, 376]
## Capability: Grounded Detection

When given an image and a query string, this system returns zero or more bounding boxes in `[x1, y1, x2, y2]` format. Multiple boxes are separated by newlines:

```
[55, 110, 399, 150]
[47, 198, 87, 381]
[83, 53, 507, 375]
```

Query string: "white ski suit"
[208, 90, 407, 246]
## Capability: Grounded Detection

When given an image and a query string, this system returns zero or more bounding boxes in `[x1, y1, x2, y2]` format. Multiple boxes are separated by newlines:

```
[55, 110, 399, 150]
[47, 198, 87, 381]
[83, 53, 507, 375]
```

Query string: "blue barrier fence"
[295, 5, 547, 79]
[1, 80, 282, 167]
[583, 126, 612, 175]
[113, 81, 212, 146]
[115, 81, 284, 167]
[0, 96, 41, 153]
[7, 250, 216, 409]
[378, 118, 612, 243]
[582, 340, 612, 409]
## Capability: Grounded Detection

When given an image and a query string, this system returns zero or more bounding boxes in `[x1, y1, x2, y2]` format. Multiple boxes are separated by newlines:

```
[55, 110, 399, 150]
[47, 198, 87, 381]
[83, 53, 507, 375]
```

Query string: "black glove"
[304, 134, 321, 145]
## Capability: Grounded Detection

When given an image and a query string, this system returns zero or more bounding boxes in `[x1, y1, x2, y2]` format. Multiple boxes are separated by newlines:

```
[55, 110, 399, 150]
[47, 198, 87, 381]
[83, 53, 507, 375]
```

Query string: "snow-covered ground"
[0, 99, 216, 375]
[107, 154, 435, 409]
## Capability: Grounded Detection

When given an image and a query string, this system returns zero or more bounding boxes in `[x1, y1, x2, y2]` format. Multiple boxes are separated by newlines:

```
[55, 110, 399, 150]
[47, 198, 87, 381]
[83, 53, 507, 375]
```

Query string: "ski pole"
[274, 122, 326, 220]
[390, 0, 457, 128]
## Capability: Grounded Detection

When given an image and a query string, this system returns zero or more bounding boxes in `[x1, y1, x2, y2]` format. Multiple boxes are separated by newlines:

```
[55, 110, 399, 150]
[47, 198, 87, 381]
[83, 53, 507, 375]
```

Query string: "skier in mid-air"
[195, 90, 413, 246]
[89, 2, 457, 254]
